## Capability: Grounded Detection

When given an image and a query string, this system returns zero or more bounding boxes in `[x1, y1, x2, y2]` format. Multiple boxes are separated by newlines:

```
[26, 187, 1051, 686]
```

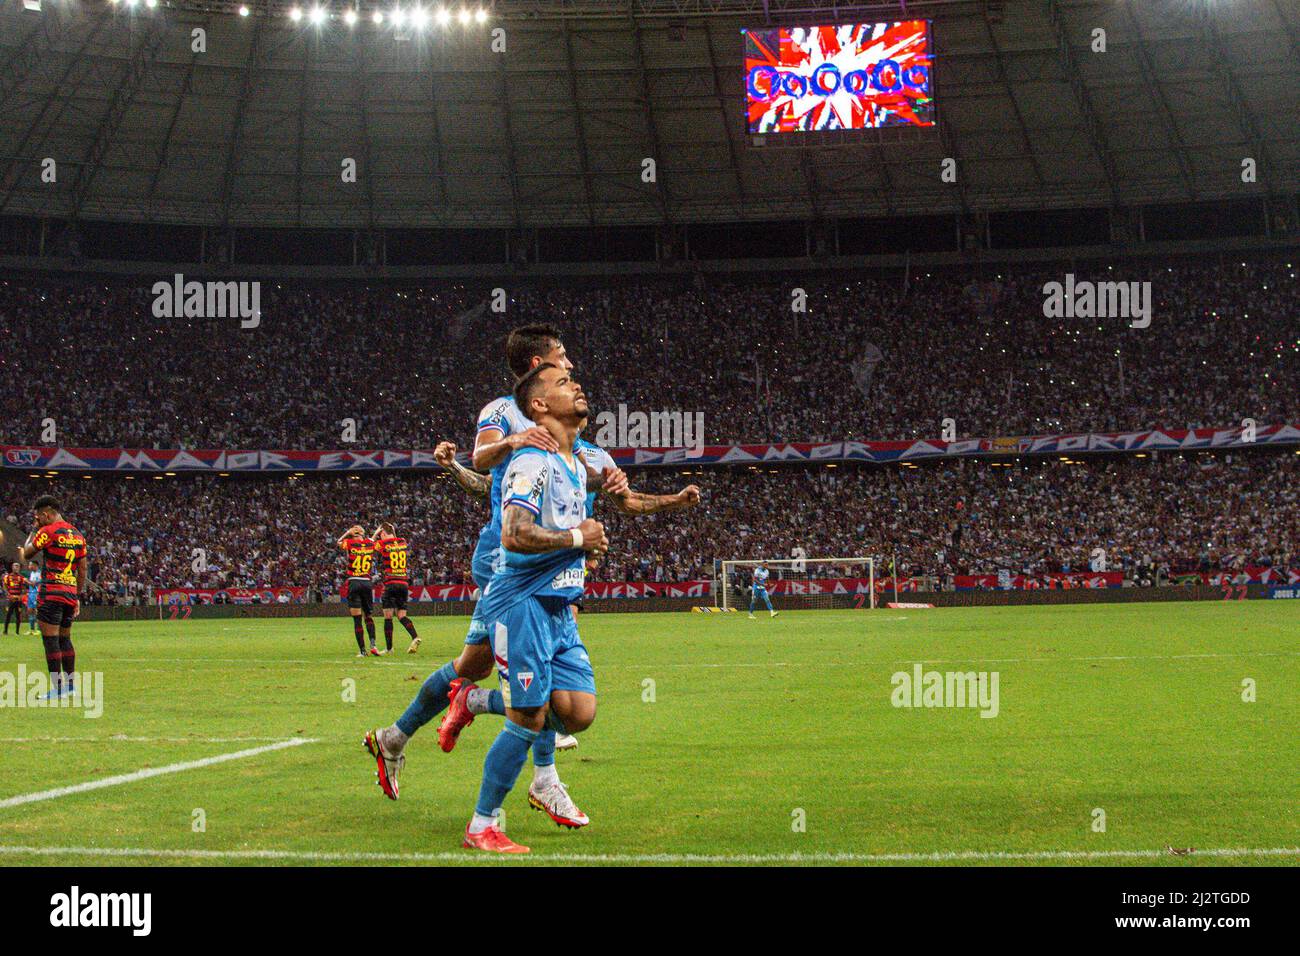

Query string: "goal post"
[716, 556, 875, 611]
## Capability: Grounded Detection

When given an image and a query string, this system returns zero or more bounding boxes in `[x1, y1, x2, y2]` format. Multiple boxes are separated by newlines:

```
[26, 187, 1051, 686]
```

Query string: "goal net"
[716, 557, 875, 611]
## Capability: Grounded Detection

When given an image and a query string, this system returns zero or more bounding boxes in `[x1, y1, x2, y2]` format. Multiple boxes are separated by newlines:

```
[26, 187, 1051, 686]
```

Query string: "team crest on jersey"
[511, 472, 532, 496]
[516, 671, 534, 691]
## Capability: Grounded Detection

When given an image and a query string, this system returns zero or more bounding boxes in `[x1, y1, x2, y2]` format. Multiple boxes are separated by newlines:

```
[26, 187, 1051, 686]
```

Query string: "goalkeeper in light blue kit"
[749, 562, 777, 619]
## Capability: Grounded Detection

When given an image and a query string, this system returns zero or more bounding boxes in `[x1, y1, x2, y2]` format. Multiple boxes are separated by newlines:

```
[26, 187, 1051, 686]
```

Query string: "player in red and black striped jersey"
[373, 522, 420, 655]
[19, 495, 88, 699]
[337, 526, 379, 657]
[3, 562, 25, 634]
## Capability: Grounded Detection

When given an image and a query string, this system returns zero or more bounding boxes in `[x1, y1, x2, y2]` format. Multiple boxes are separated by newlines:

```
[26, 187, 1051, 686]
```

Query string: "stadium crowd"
[3, 452, 1294, 597]
[0, 256, 1295, 449]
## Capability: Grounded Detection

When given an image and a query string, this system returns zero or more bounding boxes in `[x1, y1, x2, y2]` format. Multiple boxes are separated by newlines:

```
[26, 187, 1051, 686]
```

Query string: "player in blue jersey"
[26, 562, 41, 634]
[364, 325, 698, 821]
[460, 363, 608, 852]
[749, 561, 777, 619]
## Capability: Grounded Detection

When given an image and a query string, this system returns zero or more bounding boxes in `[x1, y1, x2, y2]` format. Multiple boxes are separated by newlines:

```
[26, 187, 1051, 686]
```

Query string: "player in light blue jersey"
[460, 362, 607, 852]
[364, 325, 590, 800]
[749, 562, 777, 618]
[364, 325, 699, 816]
[26, 562, 41, 634]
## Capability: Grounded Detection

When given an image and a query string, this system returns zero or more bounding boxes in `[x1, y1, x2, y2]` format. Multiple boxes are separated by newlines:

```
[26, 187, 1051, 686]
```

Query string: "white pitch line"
[0, 845, 1294, 865]
[0, 737, 317, 810]
[0, 736, 307, 744]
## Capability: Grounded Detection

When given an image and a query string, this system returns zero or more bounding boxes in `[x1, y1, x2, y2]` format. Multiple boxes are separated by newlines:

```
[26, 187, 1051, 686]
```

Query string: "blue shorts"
[26, 593, 36, 610]
[492, 596, 594, 710]
[465, 539, 501, 646]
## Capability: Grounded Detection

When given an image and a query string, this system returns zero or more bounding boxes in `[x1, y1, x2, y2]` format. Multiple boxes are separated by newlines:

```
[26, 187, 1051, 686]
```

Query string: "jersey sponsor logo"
[550, 567, 585, 590]
[516, 671, 534, 691]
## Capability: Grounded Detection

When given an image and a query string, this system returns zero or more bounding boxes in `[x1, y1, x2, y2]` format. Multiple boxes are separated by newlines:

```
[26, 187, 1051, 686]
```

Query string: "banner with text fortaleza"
[4, 424, 1297, 473]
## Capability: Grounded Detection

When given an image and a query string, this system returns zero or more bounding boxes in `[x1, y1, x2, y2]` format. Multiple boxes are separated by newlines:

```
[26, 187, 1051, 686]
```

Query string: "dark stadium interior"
[0, 0, 1296, 599]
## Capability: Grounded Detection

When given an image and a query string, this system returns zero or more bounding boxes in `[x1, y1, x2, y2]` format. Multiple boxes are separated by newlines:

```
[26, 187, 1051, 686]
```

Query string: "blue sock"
[396, 660, 457, 737]
[532, 729, 556, 767]
[487, 688, 505, 716]
[475, 721, 538, 817]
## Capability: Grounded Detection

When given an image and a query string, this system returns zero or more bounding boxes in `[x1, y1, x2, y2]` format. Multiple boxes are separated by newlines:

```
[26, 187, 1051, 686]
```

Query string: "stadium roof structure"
[0, 0, 1295, 230]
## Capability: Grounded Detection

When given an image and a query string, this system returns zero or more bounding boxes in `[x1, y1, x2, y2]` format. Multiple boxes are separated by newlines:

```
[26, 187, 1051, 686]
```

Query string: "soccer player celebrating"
[364, 324, 698, 815]
[19, 496, 88, 700]
[3, 562, 25, 635]
[461, 363, 608, 853]
[373, 522, 419, 654]
[337, 526, 380, 657]
[364, 325, 619, 803]
[749, 561, 777, 619]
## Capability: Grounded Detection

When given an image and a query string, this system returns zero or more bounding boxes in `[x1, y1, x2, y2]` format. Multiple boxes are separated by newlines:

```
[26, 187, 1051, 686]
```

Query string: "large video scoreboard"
[743, 21, 935, 134]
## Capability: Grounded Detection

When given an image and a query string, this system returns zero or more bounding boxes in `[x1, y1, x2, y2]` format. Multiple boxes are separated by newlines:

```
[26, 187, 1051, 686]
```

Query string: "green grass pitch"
[0, 602, 1296, 866]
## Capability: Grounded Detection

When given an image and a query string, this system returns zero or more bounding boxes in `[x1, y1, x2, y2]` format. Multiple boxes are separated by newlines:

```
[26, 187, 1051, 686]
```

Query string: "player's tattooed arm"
[613, 484, 702, 516]
[583, 461, 630, 497]
[501, 506, 608, 557]
[434, 441, 491, 497]
[472, 426, 560, 471]
[336, 526, 363, 550]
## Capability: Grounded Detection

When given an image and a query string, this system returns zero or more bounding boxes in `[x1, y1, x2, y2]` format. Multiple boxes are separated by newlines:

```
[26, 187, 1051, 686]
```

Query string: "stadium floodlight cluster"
[100, 0, 492, 26]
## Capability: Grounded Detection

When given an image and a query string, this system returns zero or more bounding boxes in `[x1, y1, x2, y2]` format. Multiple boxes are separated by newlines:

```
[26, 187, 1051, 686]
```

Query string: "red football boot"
[463, 823, 529, 854]
[437, 677, 477, 753]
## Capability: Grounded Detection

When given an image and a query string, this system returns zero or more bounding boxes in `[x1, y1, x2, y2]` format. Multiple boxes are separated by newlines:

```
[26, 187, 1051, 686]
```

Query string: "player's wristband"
[570, 528, 584, 549]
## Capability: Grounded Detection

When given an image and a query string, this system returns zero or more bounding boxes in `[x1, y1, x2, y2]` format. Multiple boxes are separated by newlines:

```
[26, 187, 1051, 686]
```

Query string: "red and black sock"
[383, 618, 393, 651]
[400, 617, 418, 640]
[364, 616, 376, 648]
[59, 635, 75, 679]
[41, 634, 62, 688]
[352, 617, 366, 653]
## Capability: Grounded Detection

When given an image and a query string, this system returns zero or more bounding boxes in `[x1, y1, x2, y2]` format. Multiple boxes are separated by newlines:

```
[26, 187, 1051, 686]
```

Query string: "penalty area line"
[0, 737, 318, 810]
[0, 845, 1294, 865]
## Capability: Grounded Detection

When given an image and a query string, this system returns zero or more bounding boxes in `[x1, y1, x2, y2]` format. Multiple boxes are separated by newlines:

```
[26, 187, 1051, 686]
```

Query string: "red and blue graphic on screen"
[744, 21, 935, 133]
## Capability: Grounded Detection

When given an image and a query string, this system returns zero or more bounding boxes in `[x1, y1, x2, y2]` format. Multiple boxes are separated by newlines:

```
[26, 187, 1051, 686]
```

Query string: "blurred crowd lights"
[98, 1, 492, 27]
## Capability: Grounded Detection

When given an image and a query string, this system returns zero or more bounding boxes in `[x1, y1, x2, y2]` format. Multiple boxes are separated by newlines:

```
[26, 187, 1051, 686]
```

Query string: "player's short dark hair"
[505, 324, 562, 378]
[513, 362, 557, 421]
[32, 495, 61, 513]
[378, 521, 395, 536]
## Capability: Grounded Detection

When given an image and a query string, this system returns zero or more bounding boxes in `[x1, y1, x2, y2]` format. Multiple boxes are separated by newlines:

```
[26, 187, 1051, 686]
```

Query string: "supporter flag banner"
[5, 425, 1297, 473]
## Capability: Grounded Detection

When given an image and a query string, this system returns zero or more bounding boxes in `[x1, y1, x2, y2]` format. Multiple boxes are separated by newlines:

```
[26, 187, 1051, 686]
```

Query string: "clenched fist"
[576, 518, 608, 556]
[434, 441, 458, 467]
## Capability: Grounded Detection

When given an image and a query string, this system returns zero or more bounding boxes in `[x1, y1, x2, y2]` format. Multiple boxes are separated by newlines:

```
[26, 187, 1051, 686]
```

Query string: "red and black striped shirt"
[31, 520, 87, 606]
[374, 536, 411, 586]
